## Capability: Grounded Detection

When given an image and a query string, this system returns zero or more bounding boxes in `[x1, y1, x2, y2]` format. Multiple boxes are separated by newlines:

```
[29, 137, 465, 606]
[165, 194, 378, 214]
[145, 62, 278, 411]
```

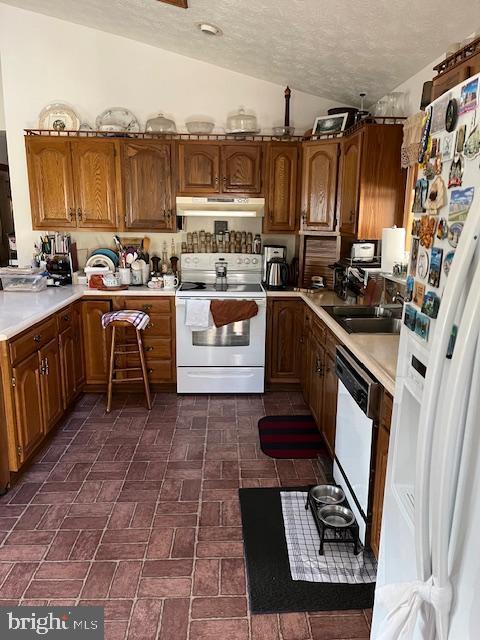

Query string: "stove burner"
[180, 282, 207, 291]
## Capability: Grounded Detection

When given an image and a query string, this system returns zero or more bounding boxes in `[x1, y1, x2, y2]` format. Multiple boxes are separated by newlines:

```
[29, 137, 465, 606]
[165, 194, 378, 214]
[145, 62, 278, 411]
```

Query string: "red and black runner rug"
[258, 415, 327, 459]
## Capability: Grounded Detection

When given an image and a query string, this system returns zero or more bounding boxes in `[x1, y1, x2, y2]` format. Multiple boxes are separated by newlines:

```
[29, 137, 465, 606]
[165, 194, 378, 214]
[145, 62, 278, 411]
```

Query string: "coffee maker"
[262, 245, 287, 282]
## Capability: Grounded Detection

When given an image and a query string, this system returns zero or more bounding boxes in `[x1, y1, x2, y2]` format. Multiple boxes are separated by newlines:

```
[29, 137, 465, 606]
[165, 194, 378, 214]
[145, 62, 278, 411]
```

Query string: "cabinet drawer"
[10, 318, 56, 364]
[143, 338, 173, 360]
[146, 359, 175, 382]
[127, 298, 173, 314]
[325, 330, 338, 356]
[56, 306, 73, 333]
[144, 314, 172, 338]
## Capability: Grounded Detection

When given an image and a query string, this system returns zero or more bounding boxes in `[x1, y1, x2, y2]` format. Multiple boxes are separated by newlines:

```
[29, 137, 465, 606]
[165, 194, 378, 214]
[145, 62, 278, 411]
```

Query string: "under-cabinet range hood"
[176, 196, 265, 218]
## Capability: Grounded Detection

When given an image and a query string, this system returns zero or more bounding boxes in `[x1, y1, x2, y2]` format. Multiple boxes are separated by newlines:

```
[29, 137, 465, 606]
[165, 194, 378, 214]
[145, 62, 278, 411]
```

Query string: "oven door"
[176, 297, 266, 367]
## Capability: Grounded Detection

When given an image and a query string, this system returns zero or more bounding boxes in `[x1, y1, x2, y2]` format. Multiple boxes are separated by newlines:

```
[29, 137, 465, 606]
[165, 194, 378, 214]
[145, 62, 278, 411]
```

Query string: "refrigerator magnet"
[464, 125, 480, 159]
[405, 276, 414, 302]
[445, 98, 459, 132]
[418, 110, 432, 163]
[428, 247, 443, 288]
[417, 248, 429, 280]
[437, 217, 448, 240]
[426, 176, 446, 212]
[404, 305, 417, 331]
[422, 291, 441, 319]
[448, 222, 463, 248]
[443, 251, 455, 276]
[415, 313, 430, 341]
[456, 124, 467, 154]
[448, 155, 464, 188]
[413, 178, 429, 212]
[411, 218, 421, 237]
[442, 133, 455, 161]
[413, 281, 426, 307]
[448, 187, 474, 222]
[419, 215, 436, 247]
[410, 238, 419, 276]
[459, 78, 478, 115]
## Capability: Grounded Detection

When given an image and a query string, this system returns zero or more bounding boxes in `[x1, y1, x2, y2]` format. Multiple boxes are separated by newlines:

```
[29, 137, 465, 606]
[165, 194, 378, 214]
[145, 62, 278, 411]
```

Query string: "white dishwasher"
[333, 346, 380, 544]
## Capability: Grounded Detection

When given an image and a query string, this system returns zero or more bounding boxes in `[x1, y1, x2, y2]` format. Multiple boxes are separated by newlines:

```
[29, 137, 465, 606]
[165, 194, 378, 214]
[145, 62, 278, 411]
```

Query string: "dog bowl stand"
[305, 487, 361, 556]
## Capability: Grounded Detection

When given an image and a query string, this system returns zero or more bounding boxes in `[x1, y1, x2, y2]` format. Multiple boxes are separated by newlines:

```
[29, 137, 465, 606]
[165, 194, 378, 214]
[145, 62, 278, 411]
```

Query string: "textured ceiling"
[1, 0, 478, 104]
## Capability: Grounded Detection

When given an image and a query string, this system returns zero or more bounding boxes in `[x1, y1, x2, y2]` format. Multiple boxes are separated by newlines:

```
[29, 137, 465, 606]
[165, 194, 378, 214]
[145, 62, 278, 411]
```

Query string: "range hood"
[176, 196, 264, 218]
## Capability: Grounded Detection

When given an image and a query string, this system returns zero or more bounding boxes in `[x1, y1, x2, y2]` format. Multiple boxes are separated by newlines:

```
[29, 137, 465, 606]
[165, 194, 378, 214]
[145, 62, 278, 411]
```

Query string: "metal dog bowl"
[310, 484, 345, 505]
[318, 505, 355, 528]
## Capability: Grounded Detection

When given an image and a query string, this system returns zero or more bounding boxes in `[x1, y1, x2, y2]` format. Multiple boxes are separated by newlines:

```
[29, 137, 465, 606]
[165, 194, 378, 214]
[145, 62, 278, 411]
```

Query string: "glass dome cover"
[145, 113, 177, 133]
[226, 107, 259, 134]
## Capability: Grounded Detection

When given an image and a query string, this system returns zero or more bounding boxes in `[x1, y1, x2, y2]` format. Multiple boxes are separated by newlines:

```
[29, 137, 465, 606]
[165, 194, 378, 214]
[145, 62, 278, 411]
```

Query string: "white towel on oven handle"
[185, 299, 211, 331]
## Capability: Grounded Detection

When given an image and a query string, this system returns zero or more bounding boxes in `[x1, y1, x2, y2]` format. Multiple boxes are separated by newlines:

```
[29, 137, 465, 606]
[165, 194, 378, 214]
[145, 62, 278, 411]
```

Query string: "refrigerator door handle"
[414, 210, 480, 585]
[430, 254, 480, 639]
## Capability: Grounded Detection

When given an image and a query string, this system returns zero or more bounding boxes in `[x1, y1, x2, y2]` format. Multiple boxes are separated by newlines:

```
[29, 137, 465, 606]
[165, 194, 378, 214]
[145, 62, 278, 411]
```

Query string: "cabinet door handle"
[302, 211, 307, 225]
[33, 334, 42, 343]
[63, 314, 70, 322]
[40, 358, 46, 375]
[142, 304, 152, 311]
[77, 207, 83, 221]
[45, 357, 49, 375]
[147, 322, 154, 329]
[68, 207, 75, 221]
[215, 176, 219, 186]
[145, 346, 154, 352]
[315, 357, 324, 375]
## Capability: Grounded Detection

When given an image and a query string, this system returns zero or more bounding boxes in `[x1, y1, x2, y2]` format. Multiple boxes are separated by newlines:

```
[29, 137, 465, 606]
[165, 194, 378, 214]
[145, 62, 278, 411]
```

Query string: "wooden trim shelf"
[433, 36, 480, 77]
[24, 118, 406, 143]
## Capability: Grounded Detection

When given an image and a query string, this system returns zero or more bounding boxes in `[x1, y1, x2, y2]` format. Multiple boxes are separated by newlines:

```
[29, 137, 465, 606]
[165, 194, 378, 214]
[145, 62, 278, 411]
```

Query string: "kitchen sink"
[323, 305, 402, 334]
[339, 317, 402, 334]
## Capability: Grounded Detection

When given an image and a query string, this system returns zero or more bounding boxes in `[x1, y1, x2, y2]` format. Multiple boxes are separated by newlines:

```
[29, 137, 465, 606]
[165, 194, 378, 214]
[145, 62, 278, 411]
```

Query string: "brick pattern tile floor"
[0, 392, 372, 639]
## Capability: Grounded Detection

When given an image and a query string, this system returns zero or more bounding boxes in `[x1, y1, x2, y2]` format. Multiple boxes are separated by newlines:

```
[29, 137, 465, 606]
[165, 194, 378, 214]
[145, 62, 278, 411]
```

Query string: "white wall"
[0, 3, 345, 267]
[387, 55, 443, 116]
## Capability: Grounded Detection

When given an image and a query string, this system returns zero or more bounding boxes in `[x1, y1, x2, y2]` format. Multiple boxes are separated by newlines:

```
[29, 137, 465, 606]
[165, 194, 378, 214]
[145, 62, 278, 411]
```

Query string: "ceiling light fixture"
[197, 23, 223, 37]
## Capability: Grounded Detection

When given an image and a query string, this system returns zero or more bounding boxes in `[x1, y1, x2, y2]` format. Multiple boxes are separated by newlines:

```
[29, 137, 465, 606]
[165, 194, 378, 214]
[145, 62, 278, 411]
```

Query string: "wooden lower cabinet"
[266, 298, 304, 385]
[370, 392, 393, 558]
[82, 299, 112, 385]
[39, 338, 63, 433]
[11, 352, 44, 466]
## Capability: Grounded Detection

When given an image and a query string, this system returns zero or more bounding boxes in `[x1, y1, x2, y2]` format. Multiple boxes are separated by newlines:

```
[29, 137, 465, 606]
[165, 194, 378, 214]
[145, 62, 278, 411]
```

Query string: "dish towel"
[375, 577, 452, 639]
[101, 310, 150, 331]
[210, 300, 259, 328]
[185, 299, 211, 331]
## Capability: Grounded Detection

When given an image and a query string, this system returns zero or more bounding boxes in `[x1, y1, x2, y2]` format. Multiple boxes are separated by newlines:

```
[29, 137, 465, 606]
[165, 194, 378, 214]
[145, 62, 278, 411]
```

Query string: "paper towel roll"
[381, 227, 406, 274]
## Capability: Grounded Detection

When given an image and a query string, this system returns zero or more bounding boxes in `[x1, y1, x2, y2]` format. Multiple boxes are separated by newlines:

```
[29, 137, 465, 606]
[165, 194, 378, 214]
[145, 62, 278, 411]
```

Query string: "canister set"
[181, 230, 262, 255]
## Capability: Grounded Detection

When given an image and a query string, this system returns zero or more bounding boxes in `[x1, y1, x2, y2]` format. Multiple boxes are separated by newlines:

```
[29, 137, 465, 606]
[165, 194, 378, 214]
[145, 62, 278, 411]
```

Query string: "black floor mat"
[239, 486, 375, 614]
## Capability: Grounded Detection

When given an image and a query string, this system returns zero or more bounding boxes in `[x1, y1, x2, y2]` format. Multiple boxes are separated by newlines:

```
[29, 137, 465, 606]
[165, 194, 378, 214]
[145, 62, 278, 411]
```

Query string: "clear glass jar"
[226, 107, 258, 133]
[145, 113, 177, 133]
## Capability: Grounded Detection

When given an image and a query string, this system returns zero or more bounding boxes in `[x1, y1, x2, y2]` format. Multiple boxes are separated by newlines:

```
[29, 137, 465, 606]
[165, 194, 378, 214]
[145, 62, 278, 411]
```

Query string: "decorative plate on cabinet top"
[95, 108, 140, 133]
[38, 103, 80, 131]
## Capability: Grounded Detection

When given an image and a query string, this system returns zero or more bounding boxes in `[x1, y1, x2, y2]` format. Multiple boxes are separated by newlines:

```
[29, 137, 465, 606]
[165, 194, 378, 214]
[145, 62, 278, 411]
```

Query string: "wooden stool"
[102, 310, 152, 413]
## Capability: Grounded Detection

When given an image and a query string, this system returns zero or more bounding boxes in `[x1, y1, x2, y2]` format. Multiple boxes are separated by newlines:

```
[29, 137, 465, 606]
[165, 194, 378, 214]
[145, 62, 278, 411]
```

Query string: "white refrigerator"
[372, 72, 480, 639]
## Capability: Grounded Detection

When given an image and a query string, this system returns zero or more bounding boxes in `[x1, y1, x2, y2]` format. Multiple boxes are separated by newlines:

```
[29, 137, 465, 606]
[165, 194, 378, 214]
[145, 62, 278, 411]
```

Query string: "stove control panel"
[181, 253, 261, 271]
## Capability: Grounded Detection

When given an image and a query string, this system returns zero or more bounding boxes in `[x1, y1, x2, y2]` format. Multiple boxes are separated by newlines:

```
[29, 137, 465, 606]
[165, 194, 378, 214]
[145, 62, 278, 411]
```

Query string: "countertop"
[0, 285, 398, 394]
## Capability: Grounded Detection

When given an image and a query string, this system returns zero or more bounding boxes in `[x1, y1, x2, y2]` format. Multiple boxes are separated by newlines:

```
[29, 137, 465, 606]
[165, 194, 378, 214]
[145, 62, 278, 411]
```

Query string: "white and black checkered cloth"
[281, 491, 377, 584]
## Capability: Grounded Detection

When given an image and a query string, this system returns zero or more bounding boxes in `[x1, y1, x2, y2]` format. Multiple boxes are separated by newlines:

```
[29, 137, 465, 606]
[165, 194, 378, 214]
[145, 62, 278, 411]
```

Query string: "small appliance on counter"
[46, 255, 73, 286]
[350, 241, 376, 262]
[215, 258, 228, 290]
[265, 257, 289, 290]
[262, 245, 287, 282]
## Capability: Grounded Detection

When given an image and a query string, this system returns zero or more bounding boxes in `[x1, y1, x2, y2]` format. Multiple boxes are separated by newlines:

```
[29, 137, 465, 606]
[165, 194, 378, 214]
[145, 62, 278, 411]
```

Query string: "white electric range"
[175, 253, 266, 394]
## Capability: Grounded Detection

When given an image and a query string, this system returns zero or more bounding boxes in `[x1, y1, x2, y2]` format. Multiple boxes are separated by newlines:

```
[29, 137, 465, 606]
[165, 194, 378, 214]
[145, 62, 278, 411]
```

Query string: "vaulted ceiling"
[1, 0, 478, 104]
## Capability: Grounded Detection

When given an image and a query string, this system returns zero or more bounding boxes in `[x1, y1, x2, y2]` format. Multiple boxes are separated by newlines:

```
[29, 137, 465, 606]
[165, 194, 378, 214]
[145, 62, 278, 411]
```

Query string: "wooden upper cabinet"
[301, 142, 339, 232]
[71, 139, 120, 229]
[338, 131, 362, 236]
[178, 142, 220, 194]
[222, 144, 262, 194]
[26, 137, 76, 229]
[264, 143, 298, 233]
[123, 141, 174, 230]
